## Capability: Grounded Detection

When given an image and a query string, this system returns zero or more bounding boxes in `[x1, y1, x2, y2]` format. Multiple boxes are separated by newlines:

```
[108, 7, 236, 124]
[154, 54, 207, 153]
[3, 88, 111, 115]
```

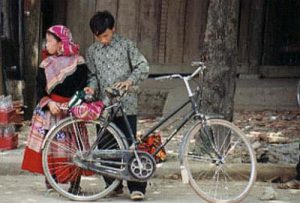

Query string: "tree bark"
[201, 0, 239, 121]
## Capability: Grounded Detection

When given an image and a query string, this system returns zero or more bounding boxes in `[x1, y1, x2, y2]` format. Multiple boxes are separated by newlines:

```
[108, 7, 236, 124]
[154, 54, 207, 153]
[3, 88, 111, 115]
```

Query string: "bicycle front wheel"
[181, 119, 257, 203]
[42, 117, 127, 201]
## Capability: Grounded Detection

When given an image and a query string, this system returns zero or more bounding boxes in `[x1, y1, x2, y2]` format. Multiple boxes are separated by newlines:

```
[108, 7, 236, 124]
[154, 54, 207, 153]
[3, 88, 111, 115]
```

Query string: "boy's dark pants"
[99, 115, 147, 194]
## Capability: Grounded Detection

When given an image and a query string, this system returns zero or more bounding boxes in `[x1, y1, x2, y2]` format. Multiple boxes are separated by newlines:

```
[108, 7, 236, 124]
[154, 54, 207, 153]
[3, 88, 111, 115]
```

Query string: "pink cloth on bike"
[71, 101, 105, 120]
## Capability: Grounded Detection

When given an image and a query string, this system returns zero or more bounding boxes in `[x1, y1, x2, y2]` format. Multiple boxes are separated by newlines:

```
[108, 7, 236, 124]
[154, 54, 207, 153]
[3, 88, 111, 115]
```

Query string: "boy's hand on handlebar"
[113, 80, 133, 91]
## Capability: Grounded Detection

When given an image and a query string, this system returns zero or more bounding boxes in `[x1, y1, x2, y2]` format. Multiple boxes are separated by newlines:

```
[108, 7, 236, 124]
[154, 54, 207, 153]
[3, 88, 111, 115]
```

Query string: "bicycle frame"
[102, 87, 206, 161]
[113, 97, 196, 155]
[92, 64, 213, 159]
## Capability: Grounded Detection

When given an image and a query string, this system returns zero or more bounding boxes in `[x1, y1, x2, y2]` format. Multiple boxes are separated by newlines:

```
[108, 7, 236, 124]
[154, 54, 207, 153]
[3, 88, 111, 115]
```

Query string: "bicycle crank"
[128, 151, 156, 181]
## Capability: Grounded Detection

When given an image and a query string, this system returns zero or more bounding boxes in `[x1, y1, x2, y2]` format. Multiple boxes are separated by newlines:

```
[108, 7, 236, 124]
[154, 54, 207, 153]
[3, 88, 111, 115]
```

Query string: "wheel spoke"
[42, 118, 127, 201]
[183, 120, 256, 203]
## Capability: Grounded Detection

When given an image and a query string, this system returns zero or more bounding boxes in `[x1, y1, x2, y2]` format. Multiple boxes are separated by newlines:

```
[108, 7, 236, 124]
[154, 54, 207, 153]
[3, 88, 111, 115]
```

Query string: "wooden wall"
[63, 0, 209, 74]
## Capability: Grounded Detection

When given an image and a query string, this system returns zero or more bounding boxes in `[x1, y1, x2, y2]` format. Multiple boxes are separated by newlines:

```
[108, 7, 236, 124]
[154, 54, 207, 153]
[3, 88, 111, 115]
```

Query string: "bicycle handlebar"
[189, 64, 206, 79]
[154, 75, 173, 80]
[154, 61, 206, 81]
[154, 74, 183, 81]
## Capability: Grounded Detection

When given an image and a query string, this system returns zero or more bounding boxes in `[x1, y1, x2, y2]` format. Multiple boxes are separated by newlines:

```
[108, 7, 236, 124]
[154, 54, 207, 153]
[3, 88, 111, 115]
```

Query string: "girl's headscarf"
[48, 25, 79, 56]
[40, 25, 85, 94]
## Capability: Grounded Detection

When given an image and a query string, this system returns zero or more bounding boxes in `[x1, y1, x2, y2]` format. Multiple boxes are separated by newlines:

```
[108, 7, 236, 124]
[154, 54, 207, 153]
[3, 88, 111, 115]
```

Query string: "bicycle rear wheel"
[181, 119, 257, 203]
[42, 117, 127, 201]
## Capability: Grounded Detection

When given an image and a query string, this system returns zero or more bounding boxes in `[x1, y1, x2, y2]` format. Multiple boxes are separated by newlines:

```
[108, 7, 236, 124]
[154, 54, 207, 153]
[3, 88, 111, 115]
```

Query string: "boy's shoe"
[130, 191, 145, 201]
[277, 179, 300, 189]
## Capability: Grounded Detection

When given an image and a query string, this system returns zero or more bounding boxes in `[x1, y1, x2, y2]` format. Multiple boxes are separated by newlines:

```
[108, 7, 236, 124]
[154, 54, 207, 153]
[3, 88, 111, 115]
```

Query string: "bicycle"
[41, 61, 257, 203]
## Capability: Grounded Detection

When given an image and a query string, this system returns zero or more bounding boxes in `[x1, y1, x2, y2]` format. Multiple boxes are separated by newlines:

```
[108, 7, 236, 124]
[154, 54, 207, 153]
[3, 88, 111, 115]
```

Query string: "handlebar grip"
[191, 61, 204, 67]
[154, 75, 172, 80]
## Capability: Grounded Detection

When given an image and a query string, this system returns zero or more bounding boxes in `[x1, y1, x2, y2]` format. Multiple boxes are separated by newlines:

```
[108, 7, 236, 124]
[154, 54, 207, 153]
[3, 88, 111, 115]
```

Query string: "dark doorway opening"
[263, 0, 300, 66]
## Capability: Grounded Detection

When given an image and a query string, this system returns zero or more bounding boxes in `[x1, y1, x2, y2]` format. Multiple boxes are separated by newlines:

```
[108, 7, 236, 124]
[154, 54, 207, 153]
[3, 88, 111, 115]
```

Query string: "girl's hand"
[84, 87, 95, 95]
[48, 101, 61, 115]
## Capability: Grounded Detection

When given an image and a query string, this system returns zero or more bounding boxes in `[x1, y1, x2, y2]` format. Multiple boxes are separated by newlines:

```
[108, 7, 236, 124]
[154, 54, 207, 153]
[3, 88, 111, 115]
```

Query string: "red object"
[41, 48, 49, 60]
[50, 93, 70, 103]
[0, 134, 18, 150]
[22, 147, 94, 179]
[0, 110, 15, 124]
[138, 132, 167, 162]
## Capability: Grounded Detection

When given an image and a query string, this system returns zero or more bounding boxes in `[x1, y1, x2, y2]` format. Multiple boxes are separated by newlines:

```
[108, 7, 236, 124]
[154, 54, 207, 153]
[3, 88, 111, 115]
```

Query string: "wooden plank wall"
[238, 0, 251, 69]
[165, 0, 186, 64]
[64, 0, 208, 73]
[138, 0, 161, 63]
[183, 0, 209, 63]
[66, 0, 95, 56]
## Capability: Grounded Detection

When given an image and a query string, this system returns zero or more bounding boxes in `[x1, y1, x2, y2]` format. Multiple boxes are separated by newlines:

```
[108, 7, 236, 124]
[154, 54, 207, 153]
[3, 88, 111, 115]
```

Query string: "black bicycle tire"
[42, 117, 128, 201]
[180, 119, 257, 203]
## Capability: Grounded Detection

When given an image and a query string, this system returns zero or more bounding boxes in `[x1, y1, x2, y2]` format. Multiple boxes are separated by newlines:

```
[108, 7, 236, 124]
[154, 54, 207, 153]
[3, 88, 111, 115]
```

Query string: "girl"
[22, 25, 88, 193]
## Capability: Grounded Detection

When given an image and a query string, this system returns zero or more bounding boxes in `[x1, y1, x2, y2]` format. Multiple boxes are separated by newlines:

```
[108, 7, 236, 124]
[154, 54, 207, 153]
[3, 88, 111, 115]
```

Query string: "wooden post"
[23, 0, 41, 119]
[248, 0, 265, 73]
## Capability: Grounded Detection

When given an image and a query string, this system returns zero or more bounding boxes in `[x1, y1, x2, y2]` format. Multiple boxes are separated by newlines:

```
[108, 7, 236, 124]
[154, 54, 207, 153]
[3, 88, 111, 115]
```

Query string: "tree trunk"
[201, 0, 239, 121]
[23, 0, 41, 119]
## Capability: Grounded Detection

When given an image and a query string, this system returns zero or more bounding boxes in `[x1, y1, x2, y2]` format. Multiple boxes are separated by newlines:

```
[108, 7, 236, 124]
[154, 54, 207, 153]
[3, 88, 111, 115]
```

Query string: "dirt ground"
[5, 110, 300, 202]
[137, 110, 300, 164]
[234, 110, 300, 141]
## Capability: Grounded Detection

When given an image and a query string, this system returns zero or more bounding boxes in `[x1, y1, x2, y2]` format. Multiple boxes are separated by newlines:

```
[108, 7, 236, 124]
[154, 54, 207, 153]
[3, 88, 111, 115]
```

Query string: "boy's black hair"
[89, 10, 115, 36]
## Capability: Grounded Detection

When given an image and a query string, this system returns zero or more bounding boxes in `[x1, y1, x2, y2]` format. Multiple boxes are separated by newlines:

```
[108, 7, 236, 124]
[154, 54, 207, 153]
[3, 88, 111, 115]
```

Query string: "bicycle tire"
[297, 80, 300, 107]
[42, 117, 128, 201]
[181, 119, 257, 203]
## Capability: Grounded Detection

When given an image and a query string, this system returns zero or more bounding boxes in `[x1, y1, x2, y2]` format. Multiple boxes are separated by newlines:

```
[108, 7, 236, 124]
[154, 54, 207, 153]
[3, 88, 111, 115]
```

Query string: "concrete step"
[139, 78, 299, 117]
[235, 78, 299, 110]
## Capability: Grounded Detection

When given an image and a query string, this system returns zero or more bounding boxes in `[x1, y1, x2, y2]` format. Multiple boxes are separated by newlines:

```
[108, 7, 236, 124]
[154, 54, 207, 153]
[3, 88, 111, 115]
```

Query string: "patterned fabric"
[22, 97, 69, 174]
[40, 55, 85, 94]
[22, 99, 92, 180]
[86, 34, 149, 115]
[138, 132, 167, 163]
[48, 25, 79, 56]
[71, 101, 104, 120]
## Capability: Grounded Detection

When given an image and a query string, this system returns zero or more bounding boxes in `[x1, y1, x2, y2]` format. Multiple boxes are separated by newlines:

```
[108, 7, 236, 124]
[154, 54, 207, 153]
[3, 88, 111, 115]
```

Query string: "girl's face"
[46, 33, 62, 55]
